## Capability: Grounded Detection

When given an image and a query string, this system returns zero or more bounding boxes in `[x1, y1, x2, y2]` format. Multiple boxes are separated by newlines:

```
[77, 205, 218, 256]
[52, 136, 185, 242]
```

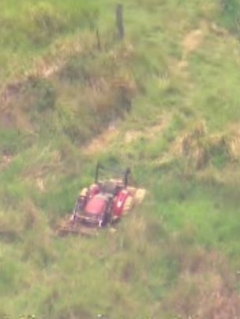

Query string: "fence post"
[96, 28, 101, 50]
[116, 3, 124, 40]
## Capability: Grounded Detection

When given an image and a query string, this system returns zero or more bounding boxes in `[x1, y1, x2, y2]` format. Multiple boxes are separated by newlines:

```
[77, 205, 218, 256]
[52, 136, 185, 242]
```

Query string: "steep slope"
[1, 1, 240, 318]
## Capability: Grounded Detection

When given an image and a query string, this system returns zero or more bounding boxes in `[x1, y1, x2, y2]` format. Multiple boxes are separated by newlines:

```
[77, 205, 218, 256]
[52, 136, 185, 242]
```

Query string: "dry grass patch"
[164, 232, 240, 319]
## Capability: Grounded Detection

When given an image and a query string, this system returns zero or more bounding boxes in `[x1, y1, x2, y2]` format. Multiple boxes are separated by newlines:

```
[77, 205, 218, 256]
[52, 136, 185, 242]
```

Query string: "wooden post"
[116, 3, 124, 40]
[96, 28, 101, 50]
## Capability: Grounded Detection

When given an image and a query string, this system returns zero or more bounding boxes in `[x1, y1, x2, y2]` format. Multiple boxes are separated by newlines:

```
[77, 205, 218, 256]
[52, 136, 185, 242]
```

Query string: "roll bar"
[94, 162, 131, 187]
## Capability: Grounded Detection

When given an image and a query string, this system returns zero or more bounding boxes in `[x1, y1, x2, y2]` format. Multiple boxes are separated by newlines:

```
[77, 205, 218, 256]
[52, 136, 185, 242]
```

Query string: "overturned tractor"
[57, 163, 146, 236]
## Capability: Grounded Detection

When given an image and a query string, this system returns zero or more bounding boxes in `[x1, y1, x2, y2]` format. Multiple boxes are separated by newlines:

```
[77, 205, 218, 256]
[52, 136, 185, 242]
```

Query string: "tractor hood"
[84, 195, 107, 215]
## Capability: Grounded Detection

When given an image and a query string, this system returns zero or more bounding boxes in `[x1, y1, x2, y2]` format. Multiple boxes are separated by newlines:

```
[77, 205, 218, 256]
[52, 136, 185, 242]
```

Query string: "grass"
[1, 0, 240, 318]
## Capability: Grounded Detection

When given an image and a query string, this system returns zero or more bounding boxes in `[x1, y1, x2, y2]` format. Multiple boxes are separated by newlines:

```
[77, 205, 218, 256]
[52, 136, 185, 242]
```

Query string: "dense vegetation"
[1, 0, 240, 318]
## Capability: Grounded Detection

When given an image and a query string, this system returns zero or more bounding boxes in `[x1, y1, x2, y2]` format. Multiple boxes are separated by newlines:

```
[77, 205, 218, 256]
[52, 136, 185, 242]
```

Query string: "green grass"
[2, 0, 240, 318]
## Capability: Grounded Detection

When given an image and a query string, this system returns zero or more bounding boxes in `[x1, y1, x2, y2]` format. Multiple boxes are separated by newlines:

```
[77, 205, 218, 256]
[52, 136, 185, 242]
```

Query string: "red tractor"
[67, 163, 133, 231]
[56, 163, 146, 236]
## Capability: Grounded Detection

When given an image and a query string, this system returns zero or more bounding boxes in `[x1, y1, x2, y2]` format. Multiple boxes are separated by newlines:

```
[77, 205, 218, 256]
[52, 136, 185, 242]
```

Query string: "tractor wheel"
[79, 188, 88, 197]
[122, 196, 134, 214]
[134, 189, 146, 205]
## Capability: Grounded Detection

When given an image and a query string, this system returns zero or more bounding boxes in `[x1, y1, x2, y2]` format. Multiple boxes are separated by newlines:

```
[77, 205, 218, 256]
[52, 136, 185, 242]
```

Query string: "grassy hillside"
[1, 1, 240, 318]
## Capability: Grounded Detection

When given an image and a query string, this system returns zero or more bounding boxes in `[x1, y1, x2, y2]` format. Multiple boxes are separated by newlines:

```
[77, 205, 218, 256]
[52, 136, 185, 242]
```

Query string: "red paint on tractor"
[85, 196, 107, 215]
[87, 184, 100, 200]
[113, 189, 130, 217]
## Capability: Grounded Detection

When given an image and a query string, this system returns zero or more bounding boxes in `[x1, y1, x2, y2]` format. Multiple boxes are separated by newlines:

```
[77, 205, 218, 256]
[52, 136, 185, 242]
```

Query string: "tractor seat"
[101, 180, 119, 195]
